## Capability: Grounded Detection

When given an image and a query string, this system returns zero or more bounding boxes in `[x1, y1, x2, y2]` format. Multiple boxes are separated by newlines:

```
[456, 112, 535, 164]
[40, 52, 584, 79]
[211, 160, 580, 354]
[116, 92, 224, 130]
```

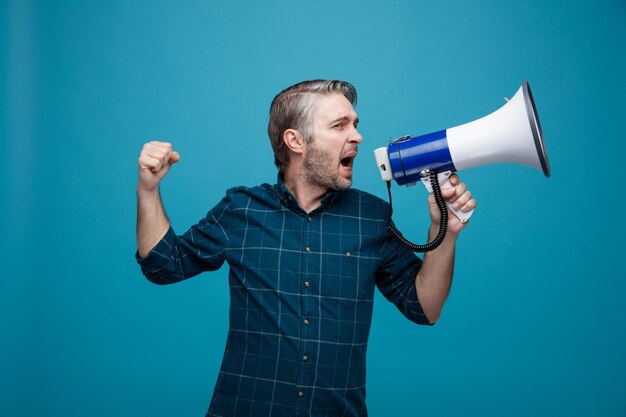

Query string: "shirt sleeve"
[135, 190, 234, 285]
[375, 232, 432, 326]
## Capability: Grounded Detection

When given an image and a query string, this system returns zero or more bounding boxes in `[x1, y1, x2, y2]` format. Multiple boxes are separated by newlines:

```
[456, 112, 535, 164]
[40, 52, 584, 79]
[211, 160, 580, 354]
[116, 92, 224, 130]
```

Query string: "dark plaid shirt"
[138, 176, 429, 417]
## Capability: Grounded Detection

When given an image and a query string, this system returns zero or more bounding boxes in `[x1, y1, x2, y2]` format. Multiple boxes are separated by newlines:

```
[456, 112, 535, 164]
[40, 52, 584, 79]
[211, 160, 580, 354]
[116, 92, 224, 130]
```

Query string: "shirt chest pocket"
[319, 251, 374, 305]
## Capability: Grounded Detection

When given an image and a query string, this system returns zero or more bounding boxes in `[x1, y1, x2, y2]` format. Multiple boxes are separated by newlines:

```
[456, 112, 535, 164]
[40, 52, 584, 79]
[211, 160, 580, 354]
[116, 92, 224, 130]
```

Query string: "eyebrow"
[329, 115, 359, 126]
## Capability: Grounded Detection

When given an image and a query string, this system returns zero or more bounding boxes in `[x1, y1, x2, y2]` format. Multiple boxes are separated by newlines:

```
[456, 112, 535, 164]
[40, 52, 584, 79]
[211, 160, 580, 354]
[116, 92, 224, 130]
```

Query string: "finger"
[448, 173, 460, 186]
[144, 141, 173, 155]
[454, 182, 467, 198]
[147, 140, 173, 149]
[452, 190, 472, 210]
[170, 151, 181, 164]
[445, 182, 466, 204]
[460, 198, 477, 212]
[440, 187, 456, 199]
[139, 155, 164, 172]
[146, 148, 172, 167]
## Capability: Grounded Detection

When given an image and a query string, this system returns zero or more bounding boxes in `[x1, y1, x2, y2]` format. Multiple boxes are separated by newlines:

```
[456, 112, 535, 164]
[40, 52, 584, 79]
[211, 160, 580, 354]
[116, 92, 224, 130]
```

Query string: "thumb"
[170, 151, 181, 164]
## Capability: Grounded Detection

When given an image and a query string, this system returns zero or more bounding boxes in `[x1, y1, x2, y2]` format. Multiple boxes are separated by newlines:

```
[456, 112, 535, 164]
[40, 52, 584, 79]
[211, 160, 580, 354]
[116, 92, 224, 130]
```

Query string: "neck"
[282, 168, 328, 213]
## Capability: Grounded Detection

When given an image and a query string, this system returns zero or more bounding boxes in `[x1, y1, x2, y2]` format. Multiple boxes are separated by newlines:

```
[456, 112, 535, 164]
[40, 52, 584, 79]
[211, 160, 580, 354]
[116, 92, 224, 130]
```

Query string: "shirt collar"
[276, 173, 342, 212]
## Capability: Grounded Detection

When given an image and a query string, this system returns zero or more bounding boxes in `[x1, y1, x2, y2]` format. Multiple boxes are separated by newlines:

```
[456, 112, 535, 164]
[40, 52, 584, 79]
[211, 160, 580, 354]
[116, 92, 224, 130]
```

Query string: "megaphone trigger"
[420, 171, 474, 224]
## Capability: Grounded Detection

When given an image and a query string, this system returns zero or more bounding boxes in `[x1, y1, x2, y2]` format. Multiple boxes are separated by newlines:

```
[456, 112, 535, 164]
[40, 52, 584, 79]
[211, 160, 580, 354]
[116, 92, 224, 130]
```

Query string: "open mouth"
[340, 151, 357, 172]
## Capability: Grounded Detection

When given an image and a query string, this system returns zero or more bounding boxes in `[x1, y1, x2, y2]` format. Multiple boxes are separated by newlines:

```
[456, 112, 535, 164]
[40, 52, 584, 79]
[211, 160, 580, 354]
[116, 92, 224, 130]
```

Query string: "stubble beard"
[302, 140, 353, 191]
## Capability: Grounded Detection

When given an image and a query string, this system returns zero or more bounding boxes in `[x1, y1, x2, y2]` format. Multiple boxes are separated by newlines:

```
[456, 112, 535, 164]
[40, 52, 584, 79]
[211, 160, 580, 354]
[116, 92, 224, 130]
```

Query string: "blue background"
[2, 1, 625, 416]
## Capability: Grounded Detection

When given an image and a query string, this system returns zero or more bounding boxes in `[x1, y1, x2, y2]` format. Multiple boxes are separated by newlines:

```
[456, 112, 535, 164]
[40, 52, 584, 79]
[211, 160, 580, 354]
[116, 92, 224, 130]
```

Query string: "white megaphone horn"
[373, 80, 550, 251]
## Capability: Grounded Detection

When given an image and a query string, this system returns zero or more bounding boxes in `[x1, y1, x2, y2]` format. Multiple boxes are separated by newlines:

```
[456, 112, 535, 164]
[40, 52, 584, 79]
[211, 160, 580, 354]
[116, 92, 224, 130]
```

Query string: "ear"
[283, 129, 304, 155]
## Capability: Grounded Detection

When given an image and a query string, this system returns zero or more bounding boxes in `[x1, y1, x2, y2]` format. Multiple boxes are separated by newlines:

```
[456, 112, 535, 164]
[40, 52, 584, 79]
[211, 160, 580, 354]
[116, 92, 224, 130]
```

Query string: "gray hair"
[268, 80, 357, 172]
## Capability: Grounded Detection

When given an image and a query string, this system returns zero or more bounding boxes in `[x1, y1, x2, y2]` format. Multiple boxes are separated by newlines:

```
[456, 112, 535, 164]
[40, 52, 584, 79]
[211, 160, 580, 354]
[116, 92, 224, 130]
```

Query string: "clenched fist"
[138, 141, 180, 192]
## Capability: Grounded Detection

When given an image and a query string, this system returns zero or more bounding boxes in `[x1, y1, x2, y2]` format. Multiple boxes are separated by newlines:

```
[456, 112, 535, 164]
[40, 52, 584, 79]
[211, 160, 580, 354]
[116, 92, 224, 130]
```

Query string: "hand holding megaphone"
[422, 171, 475, 224]
[374, 80, 550, 251]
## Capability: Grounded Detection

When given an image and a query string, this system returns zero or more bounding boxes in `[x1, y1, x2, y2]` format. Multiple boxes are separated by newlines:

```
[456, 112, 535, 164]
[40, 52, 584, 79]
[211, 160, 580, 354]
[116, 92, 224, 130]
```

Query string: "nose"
[350, 127, 363, 144]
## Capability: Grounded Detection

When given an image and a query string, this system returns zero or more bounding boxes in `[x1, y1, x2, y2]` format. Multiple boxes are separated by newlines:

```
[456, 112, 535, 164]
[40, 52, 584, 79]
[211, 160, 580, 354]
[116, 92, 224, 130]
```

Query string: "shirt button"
[346, 251, 352, 257]
[304, 281, 310, 288]
[298, 391, 304, 397]
[303, 355, 309, 362]
[305, 246, 311, 253]
[303, 318, 310, 325]
[307, 216, 312, 222]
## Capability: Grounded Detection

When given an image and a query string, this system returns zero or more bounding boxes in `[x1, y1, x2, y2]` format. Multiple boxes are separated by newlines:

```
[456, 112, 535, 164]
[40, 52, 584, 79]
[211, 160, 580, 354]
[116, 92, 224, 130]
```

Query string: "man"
[136, 80, 476, 417]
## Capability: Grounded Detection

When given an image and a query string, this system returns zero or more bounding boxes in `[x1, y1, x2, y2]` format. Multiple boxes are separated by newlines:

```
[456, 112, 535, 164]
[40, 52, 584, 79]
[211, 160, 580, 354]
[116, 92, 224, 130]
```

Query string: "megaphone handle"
[420, 171, 474, 224]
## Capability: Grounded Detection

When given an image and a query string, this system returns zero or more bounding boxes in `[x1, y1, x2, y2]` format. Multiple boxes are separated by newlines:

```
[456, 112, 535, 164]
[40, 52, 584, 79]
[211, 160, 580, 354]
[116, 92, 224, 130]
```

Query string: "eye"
[333, 122, 344, 129]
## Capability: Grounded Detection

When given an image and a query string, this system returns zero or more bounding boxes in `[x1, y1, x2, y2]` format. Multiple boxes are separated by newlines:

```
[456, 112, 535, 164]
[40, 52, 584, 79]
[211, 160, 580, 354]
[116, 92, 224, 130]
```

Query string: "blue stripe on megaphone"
[388, 129, 457, 186]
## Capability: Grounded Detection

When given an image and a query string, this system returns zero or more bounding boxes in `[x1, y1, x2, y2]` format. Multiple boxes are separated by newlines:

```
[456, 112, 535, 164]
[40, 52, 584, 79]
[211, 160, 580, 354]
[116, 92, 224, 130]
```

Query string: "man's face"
[302, 94, 363, 191]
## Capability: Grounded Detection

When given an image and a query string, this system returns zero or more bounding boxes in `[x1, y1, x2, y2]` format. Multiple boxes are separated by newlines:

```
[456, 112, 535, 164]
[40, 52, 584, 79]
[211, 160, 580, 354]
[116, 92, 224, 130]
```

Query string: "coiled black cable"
[386, 171, 448, 252]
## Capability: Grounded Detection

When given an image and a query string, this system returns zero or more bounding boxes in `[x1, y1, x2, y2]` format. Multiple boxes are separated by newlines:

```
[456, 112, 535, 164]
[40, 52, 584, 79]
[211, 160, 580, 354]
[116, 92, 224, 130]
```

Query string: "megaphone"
[374, 80, 550, 251]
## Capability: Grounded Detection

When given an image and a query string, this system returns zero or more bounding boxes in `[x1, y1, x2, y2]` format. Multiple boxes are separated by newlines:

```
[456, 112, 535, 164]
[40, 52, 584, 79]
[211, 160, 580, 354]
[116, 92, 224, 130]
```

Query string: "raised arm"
[414, 174, 476, 323]
[136, 141, 180, 258]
